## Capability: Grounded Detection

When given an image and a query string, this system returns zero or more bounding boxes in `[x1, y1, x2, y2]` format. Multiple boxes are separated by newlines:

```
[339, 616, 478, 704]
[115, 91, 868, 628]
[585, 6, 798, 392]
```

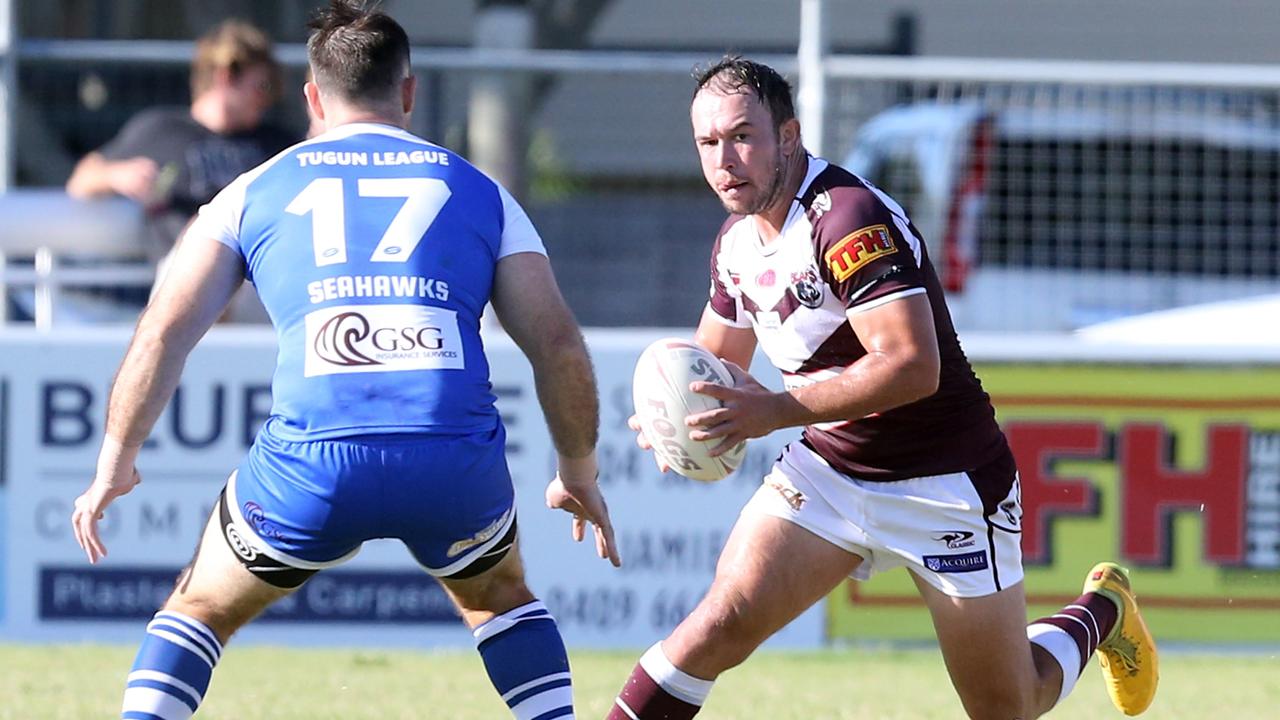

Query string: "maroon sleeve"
[707, 217, 748, 325]
[814, 186, 926, 310]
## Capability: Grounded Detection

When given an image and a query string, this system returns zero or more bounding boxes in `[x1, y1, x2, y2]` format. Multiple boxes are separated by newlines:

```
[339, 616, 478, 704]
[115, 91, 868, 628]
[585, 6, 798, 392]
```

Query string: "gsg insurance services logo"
[304, 304, 465, 377]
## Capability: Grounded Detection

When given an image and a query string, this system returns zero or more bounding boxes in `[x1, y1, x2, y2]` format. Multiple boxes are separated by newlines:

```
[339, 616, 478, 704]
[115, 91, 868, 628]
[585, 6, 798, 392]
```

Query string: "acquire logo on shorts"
[922, 551, 989, 573]
[824, 224, 897, 282]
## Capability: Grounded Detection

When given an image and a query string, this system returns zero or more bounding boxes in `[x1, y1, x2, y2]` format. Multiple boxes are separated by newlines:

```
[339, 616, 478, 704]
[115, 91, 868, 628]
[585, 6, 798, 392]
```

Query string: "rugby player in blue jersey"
[70, 2, 619, 718]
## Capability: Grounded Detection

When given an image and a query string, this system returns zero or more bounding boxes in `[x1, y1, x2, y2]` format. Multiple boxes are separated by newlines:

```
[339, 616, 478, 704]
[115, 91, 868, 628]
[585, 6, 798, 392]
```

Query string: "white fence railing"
[0, 190, 150, 328]
[6, 27, 1280, 330]
[16, 38, 798, 76]
[0, 0, 15, 191]
[4, 42, 798, 331]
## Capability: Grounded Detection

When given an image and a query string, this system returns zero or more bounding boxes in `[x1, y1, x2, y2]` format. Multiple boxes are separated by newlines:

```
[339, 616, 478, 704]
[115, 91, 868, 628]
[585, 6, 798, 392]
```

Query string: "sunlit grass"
[1, 643, 1275, 718]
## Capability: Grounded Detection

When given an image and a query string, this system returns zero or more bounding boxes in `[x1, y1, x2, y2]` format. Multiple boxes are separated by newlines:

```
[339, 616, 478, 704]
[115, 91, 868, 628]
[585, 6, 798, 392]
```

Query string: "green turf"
[1, 644, 1276, 718]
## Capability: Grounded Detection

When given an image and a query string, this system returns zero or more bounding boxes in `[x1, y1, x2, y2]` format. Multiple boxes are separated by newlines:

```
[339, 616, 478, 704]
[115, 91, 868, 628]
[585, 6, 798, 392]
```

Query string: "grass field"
[2, 644, 1277, 718]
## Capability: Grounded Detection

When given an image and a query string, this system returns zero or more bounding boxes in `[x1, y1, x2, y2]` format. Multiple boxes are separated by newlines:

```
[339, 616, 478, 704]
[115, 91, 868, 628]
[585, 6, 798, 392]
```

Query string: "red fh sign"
[1008, 421, 1254, 567]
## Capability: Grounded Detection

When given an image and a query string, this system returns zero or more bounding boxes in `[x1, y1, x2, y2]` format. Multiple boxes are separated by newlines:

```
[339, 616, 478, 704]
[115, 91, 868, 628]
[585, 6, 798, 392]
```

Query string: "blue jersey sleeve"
[185, 174, 250, 260]
[495, 184, 546, 259]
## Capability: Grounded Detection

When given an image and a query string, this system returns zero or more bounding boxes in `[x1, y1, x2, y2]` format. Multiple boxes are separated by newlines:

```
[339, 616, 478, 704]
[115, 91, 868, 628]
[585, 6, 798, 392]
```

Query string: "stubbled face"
[691, 88, 786, 217]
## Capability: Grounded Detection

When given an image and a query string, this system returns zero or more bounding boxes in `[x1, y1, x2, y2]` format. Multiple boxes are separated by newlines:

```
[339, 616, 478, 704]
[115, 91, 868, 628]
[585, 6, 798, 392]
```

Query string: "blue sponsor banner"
[40, 566, 458, 623]
[1, 378, 7, 623]
[0, 490, 6, 623]
[921, 551, 990, 573]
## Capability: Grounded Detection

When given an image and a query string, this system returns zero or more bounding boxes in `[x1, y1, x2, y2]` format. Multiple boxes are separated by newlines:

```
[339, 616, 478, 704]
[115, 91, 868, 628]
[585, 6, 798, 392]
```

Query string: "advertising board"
[0, 328, 816, 649]
[831, 361, 1280, 644]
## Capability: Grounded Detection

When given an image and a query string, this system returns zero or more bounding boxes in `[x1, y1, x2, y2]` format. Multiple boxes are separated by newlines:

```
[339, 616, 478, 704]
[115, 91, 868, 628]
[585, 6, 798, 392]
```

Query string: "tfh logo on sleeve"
[824, 224, 897, 282]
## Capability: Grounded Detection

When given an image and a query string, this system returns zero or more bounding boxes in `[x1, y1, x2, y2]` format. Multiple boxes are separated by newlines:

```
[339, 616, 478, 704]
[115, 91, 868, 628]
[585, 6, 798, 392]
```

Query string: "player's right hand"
[106, 157, 160, 205]
[627, 413, 671, 473]
[546, 454, 622, 568]
[71, 465, 141, 564]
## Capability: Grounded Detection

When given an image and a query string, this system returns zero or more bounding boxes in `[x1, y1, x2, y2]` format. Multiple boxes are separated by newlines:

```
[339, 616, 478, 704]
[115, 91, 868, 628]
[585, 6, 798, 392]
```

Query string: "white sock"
[1028, 623, 1083, 708]
[638, 642, 715, 707]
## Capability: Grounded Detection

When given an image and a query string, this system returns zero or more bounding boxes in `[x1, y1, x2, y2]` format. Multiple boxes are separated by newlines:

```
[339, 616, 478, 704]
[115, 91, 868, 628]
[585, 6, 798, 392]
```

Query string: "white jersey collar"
[794, 154, 829, 200]
[745, 155, 830, 257]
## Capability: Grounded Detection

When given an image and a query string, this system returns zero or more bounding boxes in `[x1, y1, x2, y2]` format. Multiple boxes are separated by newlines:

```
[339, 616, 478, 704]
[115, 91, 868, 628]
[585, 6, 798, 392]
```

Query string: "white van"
[844, 100, 1280, 332]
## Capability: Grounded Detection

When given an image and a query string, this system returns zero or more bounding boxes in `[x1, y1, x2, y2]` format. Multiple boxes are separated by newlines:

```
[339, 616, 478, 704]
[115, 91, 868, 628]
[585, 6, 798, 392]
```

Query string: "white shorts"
[743, 441, 1023, 598]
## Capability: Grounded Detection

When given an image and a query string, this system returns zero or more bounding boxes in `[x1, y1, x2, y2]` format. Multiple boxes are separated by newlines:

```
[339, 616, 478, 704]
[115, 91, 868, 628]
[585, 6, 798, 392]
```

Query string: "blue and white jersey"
[187, 122, 545, 440]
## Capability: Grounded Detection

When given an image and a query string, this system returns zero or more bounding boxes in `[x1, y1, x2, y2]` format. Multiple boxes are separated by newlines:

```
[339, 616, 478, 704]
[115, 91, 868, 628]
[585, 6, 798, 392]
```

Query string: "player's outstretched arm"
[71, 232, 245, 564]
[491, 251, 620, 567]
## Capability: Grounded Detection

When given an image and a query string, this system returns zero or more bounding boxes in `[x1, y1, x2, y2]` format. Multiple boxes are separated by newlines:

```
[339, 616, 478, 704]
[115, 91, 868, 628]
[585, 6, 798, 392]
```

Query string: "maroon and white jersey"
[707, 157, 1008, 481]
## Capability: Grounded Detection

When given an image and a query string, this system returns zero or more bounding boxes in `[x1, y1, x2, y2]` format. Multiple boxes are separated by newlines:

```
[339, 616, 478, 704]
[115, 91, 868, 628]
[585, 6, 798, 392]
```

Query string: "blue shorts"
[224, 422, 516, 578]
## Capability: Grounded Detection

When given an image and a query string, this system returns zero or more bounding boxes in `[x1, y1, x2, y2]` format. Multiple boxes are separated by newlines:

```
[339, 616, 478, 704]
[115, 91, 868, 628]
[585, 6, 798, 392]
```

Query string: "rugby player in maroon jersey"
[607, 57, 1158, 719]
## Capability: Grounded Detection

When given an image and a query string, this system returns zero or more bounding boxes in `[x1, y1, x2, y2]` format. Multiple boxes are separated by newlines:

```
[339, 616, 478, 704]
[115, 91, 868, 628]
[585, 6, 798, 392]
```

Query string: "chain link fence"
[7, 42, 1280, 331]
[827, 58, 1280, 331]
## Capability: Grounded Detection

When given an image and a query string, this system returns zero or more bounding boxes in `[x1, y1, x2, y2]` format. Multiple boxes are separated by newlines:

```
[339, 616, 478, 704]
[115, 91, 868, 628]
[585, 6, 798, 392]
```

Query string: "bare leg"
[164, 509, 296, 642]
[438, 541, 536, 629]
[121, 509, 297, 718]
[912, 575, 1060, 720]
[608, 512, 862, 719]
[665, 512, 863, 677]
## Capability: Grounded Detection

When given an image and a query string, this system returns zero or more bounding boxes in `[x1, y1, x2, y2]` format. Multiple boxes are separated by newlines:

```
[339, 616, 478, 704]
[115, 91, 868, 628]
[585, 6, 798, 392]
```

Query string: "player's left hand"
[545, 456, 622, 568]
[71, 466, 141, 564]
[686, 360, 779, 456]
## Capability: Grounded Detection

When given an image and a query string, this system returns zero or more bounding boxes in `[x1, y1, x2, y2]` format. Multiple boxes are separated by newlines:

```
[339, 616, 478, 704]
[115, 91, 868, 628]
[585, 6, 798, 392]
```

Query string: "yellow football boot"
[1083, 562, 1159, 715]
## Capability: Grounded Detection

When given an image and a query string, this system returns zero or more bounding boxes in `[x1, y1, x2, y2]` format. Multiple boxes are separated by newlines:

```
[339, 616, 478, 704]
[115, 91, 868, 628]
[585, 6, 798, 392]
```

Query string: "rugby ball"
[632, 338, 747, 482]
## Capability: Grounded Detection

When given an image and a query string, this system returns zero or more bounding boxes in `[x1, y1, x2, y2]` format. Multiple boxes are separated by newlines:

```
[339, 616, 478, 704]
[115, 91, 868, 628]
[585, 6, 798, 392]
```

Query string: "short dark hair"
[693, 56, 796, 131]
[307, 0, 410, 104]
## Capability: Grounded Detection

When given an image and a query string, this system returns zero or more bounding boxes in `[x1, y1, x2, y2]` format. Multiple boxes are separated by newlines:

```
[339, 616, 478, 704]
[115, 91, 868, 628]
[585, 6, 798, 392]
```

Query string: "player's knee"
[956, 682, 1038, 720]
[677, 592, 766, 671]
[465, 576, 534, 614]
[442, 555, 535, 620]
[160, 565, 264, 643]
[160, 595, 241, 644]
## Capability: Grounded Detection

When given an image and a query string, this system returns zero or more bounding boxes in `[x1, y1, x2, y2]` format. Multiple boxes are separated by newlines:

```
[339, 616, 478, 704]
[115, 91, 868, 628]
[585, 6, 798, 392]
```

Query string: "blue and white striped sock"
[121, 610, 223, 720]
[473, 599, 574, 720]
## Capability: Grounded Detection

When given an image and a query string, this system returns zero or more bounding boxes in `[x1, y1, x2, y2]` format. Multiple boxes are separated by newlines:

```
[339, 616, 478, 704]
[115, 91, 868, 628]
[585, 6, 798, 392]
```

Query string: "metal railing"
[0, 190, 150, 328]
[2, 41, 805, 330]
[6, 1, 1280, 331]
[0, 0, 15, 191]
[16, 39, 799, 76]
